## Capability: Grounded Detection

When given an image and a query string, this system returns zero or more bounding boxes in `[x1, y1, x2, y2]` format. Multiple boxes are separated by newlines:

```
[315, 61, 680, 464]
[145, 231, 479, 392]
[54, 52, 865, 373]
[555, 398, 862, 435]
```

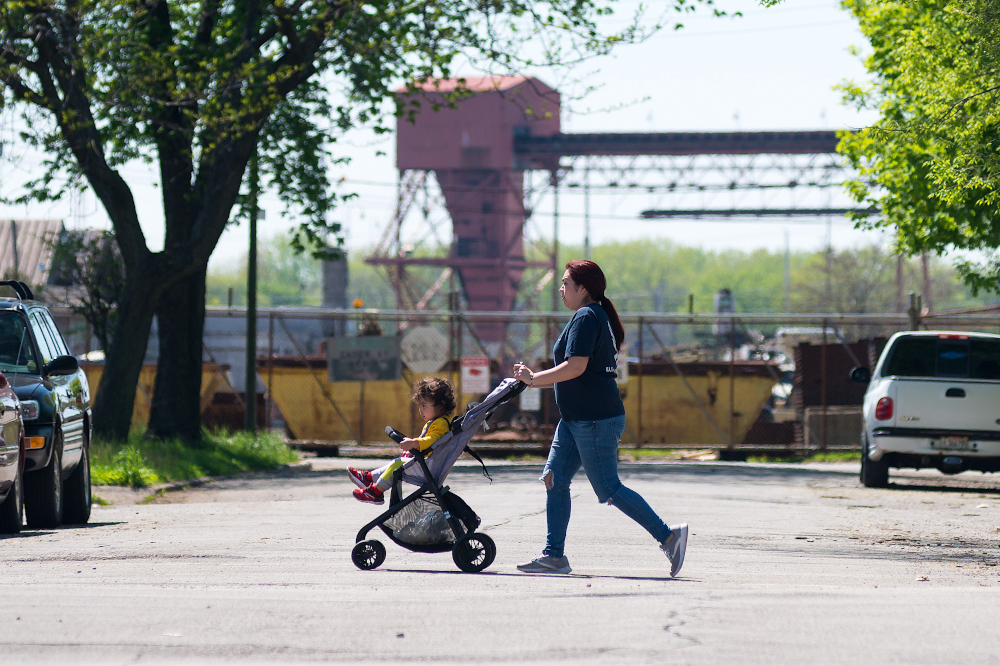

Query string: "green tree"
[207, 233, 460, 309]
[837, 0, 1000, 294]
[318, 239, 992, 349]
[47, 229, 126, 354]
[1, 0, 687, 441]
[592, 239, 789, 313]
[207, 232, 324, 307]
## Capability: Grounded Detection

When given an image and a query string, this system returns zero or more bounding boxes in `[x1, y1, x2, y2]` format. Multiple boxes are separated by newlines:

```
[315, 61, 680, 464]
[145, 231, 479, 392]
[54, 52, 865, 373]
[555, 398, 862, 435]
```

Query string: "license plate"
[940, 436, 969, 450]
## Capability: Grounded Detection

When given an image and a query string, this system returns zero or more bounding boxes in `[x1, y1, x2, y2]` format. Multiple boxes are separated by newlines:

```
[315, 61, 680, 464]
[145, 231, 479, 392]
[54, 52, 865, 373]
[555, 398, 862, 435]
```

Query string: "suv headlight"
[20, 400, 39, 421]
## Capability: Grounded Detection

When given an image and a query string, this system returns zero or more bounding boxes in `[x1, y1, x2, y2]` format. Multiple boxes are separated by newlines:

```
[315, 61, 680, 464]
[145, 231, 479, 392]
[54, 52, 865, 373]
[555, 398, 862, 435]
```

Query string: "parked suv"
[0, 281, 91, 526]
[853, 331, 1000, 487]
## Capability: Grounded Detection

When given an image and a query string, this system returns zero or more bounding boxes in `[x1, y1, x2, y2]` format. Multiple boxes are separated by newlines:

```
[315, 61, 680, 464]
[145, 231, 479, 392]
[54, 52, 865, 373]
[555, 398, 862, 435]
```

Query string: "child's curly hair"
[411, 376, 456, 415]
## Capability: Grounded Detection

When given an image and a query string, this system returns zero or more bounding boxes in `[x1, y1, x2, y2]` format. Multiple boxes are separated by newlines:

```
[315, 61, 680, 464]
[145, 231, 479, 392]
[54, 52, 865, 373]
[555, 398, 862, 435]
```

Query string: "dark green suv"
[0, 281, 91, 528]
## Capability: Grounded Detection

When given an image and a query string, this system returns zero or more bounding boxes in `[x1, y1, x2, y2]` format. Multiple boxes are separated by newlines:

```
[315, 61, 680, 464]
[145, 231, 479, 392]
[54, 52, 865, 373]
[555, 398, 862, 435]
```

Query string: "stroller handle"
[385, 426, 406, 444]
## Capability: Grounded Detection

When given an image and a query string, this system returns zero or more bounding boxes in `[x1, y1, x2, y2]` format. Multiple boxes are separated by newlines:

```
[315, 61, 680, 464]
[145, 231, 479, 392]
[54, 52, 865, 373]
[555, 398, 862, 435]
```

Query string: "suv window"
[884, 335, 1000, 380]
[28, 311, 57, 363]
[38, 310, 70, 357]
[0, 313, 39, 373]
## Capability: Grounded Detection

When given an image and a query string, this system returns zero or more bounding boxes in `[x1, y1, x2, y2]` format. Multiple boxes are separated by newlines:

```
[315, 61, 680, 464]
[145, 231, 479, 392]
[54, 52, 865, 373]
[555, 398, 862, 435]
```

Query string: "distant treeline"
[207, 235, 997, 314]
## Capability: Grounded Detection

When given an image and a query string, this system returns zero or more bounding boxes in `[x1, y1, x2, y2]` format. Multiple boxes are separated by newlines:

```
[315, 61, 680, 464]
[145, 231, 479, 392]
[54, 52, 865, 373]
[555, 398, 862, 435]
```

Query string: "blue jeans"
[541, 416, 672, 558]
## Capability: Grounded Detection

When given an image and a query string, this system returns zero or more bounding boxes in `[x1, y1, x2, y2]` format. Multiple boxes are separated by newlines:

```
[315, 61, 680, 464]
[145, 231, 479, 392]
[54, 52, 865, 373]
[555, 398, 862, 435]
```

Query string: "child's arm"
[398, 437, 419, 454]
[399, 417, 450, 453]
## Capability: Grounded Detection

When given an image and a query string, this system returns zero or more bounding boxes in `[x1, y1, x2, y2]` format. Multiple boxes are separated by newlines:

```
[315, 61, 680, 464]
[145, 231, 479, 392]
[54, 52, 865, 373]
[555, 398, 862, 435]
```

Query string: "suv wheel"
[0, 461, 23, 534]
[25, 432, 63, 528]
[860, 433, 889, 488]
[63, 431, 91, 524]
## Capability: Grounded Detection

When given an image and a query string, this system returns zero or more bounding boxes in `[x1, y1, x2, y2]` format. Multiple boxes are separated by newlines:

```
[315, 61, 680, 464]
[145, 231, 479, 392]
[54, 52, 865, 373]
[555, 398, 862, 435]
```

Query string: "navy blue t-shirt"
[552, 303, 625, 422]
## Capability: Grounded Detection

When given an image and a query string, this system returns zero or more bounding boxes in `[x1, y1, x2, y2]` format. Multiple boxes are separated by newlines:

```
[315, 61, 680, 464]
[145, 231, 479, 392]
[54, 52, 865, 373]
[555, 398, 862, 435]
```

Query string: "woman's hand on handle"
[513, 362, 534, 387]
[512, 357, 588, 389]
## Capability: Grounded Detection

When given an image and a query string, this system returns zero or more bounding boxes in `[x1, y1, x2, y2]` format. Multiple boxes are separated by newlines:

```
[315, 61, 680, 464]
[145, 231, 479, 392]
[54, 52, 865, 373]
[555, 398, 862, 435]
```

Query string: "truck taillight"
[875, 397, 894, 420]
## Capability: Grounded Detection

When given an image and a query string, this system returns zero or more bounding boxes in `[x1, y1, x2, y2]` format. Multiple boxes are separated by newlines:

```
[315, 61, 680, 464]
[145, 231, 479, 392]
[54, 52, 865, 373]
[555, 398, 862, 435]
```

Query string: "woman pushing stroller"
[348, 377, 456, 505]
[513, 259, 689, 577]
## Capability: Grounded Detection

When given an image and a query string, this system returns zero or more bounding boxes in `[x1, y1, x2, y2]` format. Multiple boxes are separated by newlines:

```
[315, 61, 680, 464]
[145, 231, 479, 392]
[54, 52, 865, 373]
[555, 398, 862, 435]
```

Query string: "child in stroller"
[350, 377, 526, 572]
[347, 377, 455, 504]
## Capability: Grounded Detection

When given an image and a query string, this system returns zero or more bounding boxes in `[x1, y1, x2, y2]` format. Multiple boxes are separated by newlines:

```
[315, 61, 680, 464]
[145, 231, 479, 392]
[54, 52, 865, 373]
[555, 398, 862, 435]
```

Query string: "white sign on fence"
[460, 355, 490, 394]
[519, 387, 542, 411]
[400, 326, 449, 374]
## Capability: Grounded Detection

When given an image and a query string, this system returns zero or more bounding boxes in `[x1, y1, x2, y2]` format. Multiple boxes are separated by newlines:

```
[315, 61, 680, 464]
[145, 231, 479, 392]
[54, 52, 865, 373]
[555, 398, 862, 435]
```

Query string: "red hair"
[565, 260, 625, 351]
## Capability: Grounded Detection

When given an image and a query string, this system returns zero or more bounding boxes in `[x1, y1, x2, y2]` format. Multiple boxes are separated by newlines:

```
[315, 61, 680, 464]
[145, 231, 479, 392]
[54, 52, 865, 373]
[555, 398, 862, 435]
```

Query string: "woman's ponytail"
[600, 296, 626, 352]
[565, 259, 626, 352]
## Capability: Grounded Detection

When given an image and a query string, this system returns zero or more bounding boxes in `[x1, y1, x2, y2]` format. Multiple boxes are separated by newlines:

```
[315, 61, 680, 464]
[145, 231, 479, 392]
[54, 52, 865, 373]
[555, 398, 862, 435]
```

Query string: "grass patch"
[503, 454, 547, 463]
[622, 448, 695, 460]
[92, 429, 299, 488]
[747, 451, 861, 463]
[140, 489, 168, 504]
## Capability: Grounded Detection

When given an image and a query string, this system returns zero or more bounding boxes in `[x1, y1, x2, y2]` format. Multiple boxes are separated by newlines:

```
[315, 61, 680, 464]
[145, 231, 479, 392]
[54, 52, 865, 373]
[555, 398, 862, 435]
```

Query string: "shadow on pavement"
[885, 480, 1000, 494]
[0, 530, 55, 540]
[56, 521, 126, 529]
[371, 567, 681, 582]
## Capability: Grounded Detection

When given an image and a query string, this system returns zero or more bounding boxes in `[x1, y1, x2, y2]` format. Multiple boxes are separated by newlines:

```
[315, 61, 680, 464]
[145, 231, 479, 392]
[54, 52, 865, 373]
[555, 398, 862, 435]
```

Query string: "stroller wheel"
[352, 540, 386, 570]
[452, 532, 496, 573]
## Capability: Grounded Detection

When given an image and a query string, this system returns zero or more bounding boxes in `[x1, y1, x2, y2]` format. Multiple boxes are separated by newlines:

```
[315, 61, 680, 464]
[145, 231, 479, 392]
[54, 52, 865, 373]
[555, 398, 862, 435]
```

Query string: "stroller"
[351, 377, 526, 572]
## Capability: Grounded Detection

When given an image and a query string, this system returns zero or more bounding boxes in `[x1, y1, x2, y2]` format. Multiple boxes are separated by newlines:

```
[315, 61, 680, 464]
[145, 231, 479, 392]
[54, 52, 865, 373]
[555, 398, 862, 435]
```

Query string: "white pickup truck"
[853, 331, 1000, 487]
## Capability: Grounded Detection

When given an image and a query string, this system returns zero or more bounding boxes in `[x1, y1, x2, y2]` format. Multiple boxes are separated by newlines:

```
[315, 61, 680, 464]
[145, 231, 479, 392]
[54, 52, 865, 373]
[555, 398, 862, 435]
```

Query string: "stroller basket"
[381, 491, 480, 549]
[385, 496, 454, 546]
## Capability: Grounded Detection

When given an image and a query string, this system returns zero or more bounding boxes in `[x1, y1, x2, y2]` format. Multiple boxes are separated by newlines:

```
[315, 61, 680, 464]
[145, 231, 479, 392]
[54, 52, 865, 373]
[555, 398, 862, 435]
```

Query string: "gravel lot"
[1, 459, 999, 664]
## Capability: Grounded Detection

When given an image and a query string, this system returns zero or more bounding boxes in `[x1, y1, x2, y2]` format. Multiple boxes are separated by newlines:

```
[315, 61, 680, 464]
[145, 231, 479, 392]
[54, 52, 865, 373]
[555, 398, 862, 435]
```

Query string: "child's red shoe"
[353, 485, 385, 505]
[346, 467, 373, 489]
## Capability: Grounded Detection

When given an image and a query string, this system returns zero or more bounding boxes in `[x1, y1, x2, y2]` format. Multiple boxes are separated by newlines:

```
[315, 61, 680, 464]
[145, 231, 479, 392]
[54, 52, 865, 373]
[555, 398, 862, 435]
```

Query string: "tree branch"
[195, 0, 221, 44]
[22, 8, 150, 270]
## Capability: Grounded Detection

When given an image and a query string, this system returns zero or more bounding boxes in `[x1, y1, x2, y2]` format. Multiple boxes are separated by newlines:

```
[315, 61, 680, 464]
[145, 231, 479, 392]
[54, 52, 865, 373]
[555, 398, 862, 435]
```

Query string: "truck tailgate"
[894, 379, 1000, 433]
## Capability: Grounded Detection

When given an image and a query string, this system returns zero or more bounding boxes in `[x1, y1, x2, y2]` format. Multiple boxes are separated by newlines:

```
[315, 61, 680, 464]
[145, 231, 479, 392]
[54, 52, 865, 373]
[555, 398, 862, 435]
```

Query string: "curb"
[155, 460, 315, 494]
[95, 461, 316, 504]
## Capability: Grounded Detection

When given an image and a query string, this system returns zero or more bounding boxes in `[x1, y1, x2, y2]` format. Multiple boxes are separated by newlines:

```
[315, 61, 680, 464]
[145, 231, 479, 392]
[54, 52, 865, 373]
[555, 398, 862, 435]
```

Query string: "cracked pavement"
[2, 458, 1000, 664]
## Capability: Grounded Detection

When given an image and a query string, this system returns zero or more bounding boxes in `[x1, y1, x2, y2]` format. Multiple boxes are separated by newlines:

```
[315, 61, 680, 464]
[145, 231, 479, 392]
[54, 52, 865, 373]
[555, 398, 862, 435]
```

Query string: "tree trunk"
[147, 265, 208, 441]
[91, 270, 160, 442]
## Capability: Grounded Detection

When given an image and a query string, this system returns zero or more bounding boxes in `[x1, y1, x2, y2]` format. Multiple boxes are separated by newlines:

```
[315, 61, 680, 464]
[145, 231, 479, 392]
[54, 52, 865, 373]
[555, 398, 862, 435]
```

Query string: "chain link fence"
[52, 305, 1000, 455]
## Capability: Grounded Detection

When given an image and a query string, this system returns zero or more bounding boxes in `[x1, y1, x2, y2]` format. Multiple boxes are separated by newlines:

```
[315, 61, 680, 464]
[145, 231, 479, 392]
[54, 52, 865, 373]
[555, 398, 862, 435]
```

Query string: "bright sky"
[0, 0, 886, 270]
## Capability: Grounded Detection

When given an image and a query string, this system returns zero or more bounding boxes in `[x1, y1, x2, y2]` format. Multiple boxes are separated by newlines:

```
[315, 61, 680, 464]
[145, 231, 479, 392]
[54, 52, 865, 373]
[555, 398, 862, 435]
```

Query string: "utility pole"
[921, 252, 933, 314]
[551, 169, 560, 312]
[584, 161, 591, 261]
[245, 151, 259, 433]
[783, 229, 791, 313]
[824, 215, 832, 304]
[896, 254, 904, 313]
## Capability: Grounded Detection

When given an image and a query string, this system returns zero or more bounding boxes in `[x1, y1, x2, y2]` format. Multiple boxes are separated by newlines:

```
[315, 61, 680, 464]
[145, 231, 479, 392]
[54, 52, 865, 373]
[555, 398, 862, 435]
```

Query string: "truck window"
[971, 338, 1000, 379]
[884, 336, 1000, 379]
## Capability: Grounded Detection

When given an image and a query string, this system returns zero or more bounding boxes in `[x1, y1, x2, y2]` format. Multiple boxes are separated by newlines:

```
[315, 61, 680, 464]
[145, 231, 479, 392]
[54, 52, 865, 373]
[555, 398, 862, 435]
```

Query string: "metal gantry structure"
[367, 78, 868, 351]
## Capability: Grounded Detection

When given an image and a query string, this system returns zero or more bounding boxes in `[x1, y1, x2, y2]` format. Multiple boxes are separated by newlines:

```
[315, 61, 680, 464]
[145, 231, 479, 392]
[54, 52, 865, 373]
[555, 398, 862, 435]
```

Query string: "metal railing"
[50, 305, 1000, 453]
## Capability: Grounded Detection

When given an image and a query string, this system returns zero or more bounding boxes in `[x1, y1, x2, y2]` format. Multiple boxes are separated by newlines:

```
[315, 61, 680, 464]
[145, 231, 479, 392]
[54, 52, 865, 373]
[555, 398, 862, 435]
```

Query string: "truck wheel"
[0, 462, 23, 534]
[25, 434, 63, 529]
[860, 434, 888, 488]
[63, 434, 91, 525]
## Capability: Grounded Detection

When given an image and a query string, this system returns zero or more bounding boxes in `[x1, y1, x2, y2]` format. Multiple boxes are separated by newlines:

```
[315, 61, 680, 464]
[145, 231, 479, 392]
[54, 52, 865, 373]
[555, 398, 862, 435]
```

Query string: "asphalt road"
[2, 459, 1000, 665]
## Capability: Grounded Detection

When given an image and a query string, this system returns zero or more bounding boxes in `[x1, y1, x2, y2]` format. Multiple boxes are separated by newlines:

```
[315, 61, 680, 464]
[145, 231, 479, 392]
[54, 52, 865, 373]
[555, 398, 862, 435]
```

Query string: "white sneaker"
[660, 524, 688, 577]
[515, 554, 572, 574]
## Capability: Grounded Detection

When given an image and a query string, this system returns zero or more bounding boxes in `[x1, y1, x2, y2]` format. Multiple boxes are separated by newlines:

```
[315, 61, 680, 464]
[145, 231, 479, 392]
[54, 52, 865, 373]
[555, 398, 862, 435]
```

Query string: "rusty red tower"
[369, 76, 560, 345]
